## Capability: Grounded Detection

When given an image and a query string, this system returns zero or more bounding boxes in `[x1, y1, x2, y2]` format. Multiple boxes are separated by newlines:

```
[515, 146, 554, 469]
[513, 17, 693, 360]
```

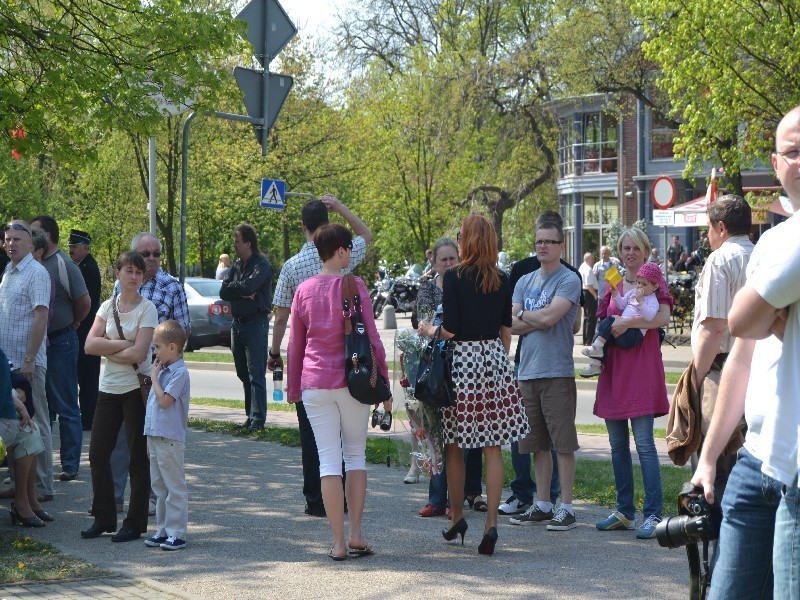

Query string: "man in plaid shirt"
[268, 194, 372, 517]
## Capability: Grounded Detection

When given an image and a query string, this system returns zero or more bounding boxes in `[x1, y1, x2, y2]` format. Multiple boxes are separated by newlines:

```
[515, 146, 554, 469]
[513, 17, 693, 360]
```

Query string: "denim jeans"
[45, 329, 82, 474]
[605, 415, 662, 519]
[773, 474, 800, 600]
[231, 315, 268, 425]
[595, 316, 643, 361]
[708, 447, 781, 600]
[509, 441, 560, 505]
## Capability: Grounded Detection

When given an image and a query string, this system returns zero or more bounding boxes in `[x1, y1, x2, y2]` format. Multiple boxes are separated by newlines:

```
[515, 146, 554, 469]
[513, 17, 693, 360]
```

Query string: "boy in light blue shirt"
[143, 320, 191, 551]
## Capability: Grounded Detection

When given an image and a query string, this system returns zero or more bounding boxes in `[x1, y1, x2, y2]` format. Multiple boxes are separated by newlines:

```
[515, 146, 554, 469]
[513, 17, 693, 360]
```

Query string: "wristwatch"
[515, 309, 525, 319]
[24, 355, 34, 364]
[268, 350, 281, 359]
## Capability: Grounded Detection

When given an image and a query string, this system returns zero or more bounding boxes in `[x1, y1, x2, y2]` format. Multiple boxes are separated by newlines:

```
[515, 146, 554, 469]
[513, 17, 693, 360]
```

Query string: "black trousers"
[582, 291, 598, 345]
[89, 388, 150, 533]
[77, 331, 101, 430]
[296, 401, 322, 508]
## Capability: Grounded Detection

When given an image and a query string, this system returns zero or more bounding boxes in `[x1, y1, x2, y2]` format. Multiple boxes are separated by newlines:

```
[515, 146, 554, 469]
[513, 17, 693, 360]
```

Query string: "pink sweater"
[287, 275, 388, 400]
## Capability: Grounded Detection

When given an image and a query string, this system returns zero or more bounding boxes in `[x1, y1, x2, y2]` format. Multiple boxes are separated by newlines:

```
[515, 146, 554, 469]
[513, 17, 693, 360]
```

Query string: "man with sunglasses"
[30, 215, 90, 484]
[0, 220, 52, 500]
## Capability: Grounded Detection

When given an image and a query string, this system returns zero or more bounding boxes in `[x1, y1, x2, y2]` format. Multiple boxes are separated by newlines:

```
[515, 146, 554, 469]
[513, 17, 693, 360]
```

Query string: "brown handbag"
[111, 294, 152, 404]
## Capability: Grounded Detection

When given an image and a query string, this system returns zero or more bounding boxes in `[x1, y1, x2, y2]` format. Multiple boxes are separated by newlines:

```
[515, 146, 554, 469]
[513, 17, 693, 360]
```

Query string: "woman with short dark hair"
[82, 252, 158, 543]
[287, 223, 391, 561]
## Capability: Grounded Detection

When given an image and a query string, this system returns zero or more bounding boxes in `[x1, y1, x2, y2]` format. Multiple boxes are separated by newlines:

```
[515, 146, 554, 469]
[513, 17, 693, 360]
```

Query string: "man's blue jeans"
[605, 415, 662, 519]
[428, 448, 484, 507]
[773, 473, 800, 599]
[231, 315, 268, 426]
[709, 447, 781, 600]
[510, 441, 560, 505]
[46, 329, 82, 474]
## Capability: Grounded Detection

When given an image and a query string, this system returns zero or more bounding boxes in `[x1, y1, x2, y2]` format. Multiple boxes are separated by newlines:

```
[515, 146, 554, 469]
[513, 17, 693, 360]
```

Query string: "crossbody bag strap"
[343, 274, 359, 335]
[111, 293, 144, 378]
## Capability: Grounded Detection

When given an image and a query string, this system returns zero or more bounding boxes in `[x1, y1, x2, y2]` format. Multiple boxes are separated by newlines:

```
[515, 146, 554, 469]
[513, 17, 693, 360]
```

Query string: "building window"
[650, 109, 676, 160]
[557, 111, 618, 176]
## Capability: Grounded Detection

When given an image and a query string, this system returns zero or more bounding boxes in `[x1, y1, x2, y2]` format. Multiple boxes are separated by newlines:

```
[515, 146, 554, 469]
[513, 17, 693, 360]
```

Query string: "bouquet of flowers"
[395, 328, 444, 476]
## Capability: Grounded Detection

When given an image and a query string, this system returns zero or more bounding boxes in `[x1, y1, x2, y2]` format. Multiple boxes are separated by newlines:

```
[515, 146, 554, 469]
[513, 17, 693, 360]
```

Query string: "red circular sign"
[651, 176, 676, 209]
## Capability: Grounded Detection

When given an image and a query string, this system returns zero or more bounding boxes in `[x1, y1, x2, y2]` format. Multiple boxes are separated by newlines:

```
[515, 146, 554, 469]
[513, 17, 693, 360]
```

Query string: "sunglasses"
[139, 251, 161, 258]
[342, 242, 353, 251]
[4, 223, 31, 235]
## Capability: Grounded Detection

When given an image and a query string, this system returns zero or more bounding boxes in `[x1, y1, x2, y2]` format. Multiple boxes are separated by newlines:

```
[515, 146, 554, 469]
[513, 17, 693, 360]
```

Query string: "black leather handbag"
[342, 275, 392, 405]
[414, 325, 454, 409]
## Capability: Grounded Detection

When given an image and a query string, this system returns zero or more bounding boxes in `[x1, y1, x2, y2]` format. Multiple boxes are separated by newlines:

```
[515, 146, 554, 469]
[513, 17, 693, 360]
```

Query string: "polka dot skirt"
[440, 338, 529, 449]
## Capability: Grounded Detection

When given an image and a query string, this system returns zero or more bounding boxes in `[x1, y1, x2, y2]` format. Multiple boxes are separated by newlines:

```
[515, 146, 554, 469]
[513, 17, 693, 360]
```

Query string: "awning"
[667, 194, 793, 227]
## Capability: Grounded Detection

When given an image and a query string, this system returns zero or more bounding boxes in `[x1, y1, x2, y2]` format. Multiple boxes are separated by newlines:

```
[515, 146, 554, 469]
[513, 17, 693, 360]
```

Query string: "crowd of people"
[1, 108, 800, 593]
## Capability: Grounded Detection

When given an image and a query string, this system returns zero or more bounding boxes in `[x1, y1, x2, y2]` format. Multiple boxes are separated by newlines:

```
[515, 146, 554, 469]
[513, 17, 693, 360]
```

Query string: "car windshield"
[187, 280, 222, 298]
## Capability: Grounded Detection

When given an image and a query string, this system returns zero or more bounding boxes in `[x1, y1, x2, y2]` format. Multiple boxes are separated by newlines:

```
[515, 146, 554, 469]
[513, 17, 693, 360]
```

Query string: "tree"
[634, 0, 800, 184]
[0, 0, 241, 160]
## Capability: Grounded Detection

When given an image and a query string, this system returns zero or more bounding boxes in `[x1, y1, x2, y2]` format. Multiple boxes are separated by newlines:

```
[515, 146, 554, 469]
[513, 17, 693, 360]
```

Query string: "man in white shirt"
[578, 251, 598, 345]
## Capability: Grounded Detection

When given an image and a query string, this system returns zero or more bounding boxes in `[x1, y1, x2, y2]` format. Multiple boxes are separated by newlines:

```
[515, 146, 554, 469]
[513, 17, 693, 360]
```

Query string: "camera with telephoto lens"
[655, 482, 722, 549]
[371, 409, 392, 431]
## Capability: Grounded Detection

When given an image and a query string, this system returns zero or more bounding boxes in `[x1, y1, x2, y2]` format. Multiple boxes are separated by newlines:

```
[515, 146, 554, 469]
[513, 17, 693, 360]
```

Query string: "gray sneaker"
[509, 504, 554, 525]
[546, 507, 577, 531]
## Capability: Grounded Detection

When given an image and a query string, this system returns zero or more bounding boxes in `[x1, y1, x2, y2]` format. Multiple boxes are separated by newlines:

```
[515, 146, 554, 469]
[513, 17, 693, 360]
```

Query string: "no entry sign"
[651, 176, 676, 209]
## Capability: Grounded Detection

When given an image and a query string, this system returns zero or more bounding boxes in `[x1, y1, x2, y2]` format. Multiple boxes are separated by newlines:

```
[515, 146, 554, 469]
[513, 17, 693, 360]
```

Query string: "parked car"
[183, 277, 232, 351]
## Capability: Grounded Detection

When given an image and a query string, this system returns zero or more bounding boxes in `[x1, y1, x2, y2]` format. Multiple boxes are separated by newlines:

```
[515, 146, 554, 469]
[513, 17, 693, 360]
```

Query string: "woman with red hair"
[418, 215, 528, 555]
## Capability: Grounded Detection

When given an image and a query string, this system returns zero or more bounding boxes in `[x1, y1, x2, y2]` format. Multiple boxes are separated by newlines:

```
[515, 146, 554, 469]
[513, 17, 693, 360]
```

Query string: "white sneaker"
[498, 496, 531, 515]
[581, 346, 604, 358]
[579, 363, 602, 378]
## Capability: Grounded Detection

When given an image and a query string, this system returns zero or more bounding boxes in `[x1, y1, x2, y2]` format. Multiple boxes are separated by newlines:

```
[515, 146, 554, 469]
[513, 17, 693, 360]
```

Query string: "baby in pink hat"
[580, 262, 665, 377]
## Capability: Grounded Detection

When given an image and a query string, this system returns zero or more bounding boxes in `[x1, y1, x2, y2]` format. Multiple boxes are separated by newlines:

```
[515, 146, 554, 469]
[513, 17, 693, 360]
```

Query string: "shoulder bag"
[342, 275, 392, 405]
[111, 294, 152, 404]
[414, 325, 454, 409]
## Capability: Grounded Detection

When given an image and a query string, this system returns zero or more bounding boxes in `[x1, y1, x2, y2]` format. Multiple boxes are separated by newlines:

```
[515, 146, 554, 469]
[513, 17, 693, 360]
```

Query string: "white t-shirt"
[578, 262, 597, 291]
[749, 213, 800, 485]
[96, 296, 159, 395]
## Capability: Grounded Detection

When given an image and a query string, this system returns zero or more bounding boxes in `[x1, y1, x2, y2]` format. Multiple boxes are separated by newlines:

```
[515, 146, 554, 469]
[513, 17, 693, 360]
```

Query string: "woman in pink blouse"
[287, 223, 392, 561]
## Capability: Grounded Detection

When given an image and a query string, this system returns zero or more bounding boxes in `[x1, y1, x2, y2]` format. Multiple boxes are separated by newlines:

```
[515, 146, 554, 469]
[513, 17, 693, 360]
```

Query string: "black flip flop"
[473, 498, 488, 512]
[348, 544, 374, 557]
[328, 549, 347, 561]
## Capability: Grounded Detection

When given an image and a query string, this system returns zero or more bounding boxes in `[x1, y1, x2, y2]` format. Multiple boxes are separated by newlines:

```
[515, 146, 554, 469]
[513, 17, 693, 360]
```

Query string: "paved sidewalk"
[0, 576, 191, 599]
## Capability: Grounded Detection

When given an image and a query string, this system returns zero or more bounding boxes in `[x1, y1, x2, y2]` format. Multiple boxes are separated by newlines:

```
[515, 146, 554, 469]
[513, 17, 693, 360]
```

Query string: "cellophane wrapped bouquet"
[395, 327, 444, 476]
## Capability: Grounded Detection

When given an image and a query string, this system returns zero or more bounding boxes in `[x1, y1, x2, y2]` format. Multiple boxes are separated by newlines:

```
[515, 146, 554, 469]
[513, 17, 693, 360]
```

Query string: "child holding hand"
[580, 262, 665, 377]
[143, 320, 191, 550]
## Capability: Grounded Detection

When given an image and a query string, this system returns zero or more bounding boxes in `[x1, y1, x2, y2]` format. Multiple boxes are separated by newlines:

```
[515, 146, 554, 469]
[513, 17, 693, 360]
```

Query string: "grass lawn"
[0, 531, 108, 584]
[189, 417, 690, 516]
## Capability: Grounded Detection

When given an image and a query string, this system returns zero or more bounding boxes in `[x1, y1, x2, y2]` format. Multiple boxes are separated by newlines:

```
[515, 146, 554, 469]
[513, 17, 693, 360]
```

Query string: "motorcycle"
[371, 262, 422, 328]
[667, 270, 698, 334]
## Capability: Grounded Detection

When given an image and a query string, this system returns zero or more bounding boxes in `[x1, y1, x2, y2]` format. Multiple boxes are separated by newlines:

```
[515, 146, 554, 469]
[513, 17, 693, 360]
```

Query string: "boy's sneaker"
[144, 534, 168, 548]
[509, 504, 553, 525]
[498, 495, 530, 516]
[579, 363, 602, 378]
[596, 511, 634, 530]
[581, 346, 604, 358]
[636, 515, 662, 539]
[418, 503, 446, 517]
[546, 507, 577, 531]
[160, 536, 187, 551]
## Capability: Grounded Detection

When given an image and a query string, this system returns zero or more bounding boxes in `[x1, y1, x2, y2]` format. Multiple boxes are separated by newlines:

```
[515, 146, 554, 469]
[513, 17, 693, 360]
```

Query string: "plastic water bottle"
[272, 366, 284, 402]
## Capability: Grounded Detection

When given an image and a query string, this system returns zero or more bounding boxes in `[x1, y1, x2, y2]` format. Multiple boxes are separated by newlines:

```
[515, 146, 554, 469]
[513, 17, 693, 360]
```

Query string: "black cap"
[68, 229, 91, 245]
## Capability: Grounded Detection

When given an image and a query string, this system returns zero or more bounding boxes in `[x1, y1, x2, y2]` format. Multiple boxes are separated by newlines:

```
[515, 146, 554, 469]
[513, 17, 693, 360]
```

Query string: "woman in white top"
[81, 252, 158, 542]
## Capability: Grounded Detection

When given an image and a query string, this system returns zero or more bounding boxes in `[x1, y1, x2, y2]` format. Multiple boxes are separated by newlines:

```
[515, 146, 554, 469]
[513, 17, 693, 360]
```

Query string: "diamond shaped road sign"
[236, 0, 297, 67]
[233, 68, 293, 145]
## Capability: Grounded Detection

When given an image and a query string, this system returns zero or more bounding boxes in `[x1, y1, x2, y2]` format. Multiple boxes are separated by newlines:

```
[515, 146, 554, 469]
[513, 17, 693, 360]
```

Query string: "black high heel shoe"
[34, 510, 55, 522]
[9, 505, 46, 528]
[442, 518, 468, 545]
[478, 527, 498, 556]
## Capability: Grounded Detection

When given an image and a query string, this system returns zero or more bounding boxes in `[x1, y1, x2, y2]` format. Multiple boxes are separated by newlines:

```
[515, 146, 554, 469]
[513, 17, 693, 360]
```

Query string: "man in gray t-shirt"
[32, 215, 90, 483]
[509, 220, 581, 532]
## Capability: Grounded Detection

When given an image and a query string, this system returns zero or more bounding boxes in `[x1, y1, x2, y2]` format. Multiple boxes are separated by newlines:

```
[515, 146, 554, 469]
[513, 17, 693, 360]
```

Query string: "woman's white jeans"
[301, 387, 369, 477]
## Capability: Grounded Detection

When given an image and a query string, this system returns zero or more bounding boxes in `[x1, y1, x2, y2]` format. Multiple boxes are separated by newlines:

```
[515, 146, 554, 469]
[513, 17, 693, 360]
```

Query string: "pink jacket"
[287, 274, 388, 400]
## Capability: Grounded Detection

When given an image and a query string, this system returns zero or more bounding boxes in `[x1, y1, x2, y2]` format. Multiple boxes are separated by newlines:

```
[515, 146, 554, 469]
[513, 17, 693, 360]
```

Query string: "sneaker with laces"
[160, 536, 187, 550]
[636, 515, 662, 539]
[498, 496, 531, 516]
[144, 534, 168, 547]
[581, 346, 604, 358]
[596, 511, 634, 531]
[509, 504, 553, 525]
[546, 507, 577, 531]
[418, 503, 446, 517]
[579, 362, 602, 378]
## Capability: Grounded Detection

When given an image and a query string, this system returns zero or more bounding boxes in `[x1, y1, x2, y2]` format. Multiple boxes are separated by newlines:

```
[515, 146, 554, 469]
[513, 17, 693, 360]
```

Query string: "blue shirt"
[144, 358, 190, 442]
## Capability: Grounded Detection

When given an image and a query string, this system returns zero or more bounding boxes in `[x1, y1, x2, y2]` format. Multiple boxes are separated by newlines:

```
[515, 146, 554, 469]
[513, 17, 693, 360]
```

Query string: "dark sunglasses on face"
[140, 251, 161, 258]
[4, 223, 30, 235]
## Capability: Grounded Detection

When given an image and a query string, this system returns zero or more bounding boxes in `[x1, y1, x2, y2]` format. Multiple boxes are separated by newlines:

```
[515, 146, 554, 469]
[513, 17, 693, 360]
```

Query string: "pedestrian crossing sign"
[260, 178, 286, 209]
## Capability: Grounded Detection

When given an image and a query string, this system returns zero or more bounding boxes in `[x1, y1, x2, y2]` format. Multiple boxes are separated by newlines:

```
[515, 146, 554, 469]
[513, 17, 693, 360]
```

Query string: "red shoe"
[418, 503, 446, 517]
